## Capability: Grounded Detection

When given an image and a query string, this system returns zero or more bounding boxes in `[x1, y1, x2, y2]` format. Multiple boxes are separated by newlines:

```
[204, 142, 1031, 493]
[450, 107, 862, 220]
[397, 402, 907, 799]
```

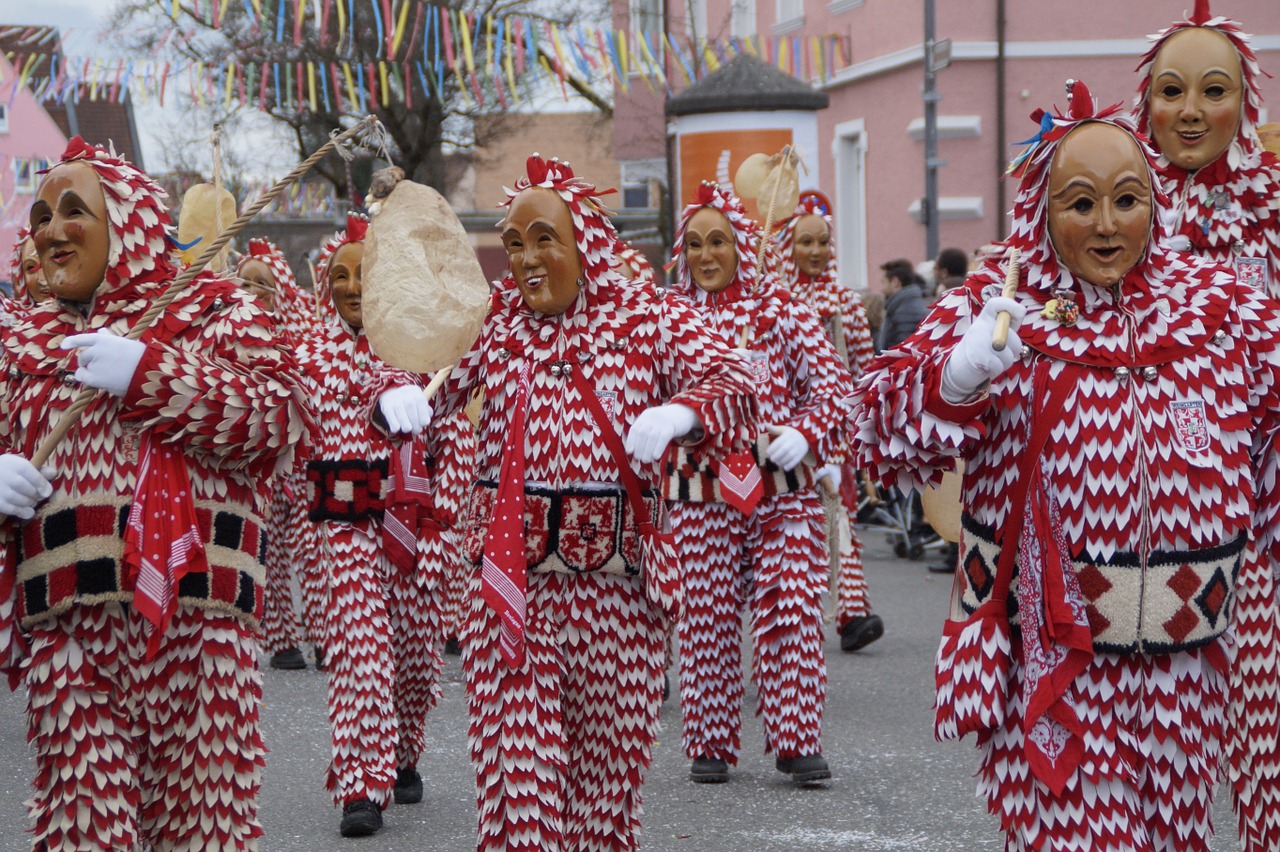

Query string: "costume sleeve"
[777, 299, 857, 464]
[654, 292, 759, 460]
[120, 290, 312, 475]
[840, 290, 876, 378]
[1241, 285, 1280, 562]
[849, 283, 992, 493]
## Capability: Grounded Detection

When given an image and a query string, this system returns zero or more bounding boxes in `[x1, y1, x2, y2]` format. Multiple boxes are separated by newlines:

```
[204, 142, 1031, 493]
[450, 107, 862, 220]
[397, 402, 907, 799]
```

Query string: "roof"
[0, 24, 144, 169]
[666, 53, 829, 117]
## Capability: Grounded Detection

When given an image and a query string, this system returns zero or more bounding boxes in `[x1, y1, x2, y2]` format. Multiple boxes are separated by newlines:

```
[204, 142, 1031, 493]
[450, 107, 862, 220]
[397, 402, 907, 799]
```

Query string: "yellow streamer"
[391, 0, 410, 59]
[171, 0, 179, 19]
[459, 9, 475, 74]
[378, 61, 389, 108]
[485, 15, 493, 81]
[504, 17, 518, 102]
[336, 0, 346, 45]
[308, 61, 317, 111]
[342, 61, 357, 109]
[224, 58, 235, 108]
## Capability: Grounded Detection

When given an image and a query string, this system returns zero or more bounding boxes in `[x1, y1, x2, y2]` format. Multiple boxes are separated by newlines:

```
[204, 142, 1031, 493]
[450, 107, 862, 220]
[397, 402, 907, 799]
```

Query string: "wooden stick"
[32, 116, 382, 468]
[991, 247, 1021, 352]
[422, 367, 451, 402]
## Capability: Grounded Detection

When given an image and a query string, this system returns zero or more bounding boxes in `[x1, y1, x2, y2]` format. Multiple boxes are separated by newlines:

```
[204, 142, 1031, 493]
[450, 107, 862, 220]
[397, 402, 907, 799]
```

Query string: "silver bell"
[1114, 366, 1131, 382]
[1142, 366, 1158, 381]
[550, 364, 563, 377]
[1212, 330, 1227, 346]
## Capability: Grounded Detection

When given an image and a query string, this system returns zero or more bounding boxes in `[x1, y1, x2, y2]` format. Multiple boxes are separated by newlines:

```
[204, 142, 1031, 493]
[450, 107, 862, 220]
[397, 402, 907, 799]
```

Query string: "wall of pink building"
[0, 53, 68, 282]
[626, 0, 1278, 291]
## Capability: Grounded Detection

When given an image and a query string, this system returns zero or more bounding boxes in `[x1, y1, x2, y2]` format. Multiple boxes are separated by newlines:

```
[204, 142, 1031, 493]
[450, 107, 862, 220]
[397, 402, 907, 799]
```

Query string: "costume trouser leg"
[324, 521, 396, 808]
[979, 648, 1224, 852]
[466, 570, 664, 852]
[672, 501, 746, 763]
[749, 491, 829, 758]
[25, 602, 264, 852]
[834, 461, 872, 628]
[260, 481, 305, 654]
[386, 554, 444, 773]
[295, 516, 330, 651]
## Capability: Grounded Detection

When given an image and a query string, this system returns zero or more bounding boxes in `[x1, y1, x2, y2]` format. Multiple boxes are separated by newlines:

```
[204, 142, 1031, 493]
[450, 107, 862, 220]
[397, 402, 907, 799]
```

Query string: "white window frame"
[13, 157, 45, 193]
[832, 118, 868, 291]
[774, 0, 804, 33]
[0, 104, 9, 134]
[731, 0, 756, 39]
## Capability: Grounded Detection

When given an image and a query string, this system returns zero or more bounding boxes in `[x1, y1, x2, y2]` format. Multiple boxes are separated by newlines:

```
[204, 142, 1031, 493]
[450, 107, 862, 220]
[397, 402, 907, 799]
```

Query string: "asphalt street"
[0, 534, 1239, 850]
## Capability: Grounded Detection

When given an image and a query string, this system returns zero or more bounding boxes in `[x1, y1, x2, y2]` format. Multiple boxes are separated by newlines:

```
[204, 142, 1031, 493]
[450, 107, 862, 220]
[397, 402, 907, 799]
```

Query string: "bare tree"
[108, 0, 611, 203]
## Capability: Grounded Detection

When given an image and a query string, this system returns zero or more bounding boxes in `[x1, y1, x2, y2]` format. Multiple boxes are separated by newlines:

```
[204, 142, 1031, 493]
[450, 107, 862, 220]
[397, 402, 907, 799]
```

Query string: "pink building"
[0, 49, 67, 284]
[613, 0, 1280, 290]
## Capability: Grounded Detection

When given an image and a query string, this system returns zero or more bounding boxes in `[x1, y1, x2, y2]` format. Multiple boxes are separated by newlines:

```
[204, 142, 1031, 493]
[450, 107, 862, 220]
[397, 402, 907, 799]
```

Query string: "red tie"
[482, 361, 532, 667]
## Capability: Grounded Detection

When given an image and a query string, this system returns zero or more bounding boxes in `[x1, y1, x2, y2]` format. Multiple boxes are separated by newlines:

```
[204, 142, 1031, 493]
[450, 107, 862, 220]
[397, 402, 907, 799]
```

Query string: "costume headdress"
[774, 196, 836, 285]
[612, 237, 658, 288]
[501, 154, 617, 282]
[314, 212, 368, 313]
[9, 227, 36, 305]
[1006, 80, 1170, 286]
[1133, 0, 1269, 167]
[671, 181, 760, 297]
[40, 136, 175, 291]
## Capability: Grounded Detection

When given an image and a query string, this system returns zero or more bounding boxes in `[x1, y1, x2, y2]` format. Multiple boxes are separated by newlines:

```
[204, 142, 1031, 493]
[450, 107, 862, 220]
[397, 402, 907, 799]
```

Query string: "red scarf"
[481, 361, 532, 667]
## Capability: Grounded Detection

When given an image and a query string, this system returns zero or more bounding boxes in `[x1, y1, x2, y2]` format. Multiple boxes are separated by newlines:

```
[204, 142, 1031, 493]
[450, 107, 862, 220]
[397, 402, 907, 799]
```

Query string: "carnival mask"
[330, 241, 364, 329]
[1148, 27, 1244, 171]
[20, 238, 50, 303]
[29, 162, 111, 303]
[684, 207, 739, 293]
[793, 214, 832, 278]
[1047, 123, 1153, 288]
[238, 258, 277, 313]
[502, 186, 584, 316]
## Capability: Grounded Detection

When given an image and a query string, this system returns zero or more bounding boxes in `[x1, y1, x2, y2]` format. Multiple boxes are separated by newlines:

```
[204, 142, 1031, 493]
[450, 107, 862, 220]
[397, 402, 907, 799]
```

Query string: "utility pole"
[922, 0, 942, 260]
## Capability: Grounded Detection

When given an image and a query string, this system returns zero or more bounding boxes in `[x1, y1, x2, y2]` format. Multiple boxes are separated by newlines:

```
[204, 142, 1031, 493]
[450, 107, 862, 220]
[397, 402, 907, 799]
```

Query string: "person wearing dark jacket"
[876, 258, 929, 352]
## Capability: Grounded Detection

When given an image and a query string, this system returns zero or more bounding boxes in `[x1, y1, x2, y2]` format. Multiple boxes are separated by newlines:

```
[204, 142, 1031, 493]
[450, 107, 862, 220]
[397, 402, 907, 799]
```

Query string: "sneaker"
[394, 767, 423, 804]
[840, 614, 885, 653]
[690, 756, 729, 784]
[775, 754, 831, 785]
[339, 799, 383, 837]
[661, 673, 671, 704]
[269, 647, 306, 670]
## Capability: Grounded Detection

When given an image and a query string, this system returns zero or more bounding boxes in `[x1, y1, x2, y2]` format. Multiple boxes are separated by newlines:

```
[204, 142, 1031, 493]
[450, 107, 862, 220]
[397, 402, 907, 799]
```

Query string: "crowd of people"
[0, 1, 1277, 850]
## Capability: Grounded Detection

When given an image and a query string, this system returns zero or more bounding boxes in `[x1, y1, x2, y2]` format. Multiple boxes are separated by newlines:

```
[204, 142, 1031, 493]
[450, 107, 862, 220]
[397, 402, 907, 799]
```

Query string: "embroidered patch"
[596, 390, 618, 418]
[745, 350, 770, 385]
[1170, 400, 1209, 453]
[1235, 256, 1270, 294]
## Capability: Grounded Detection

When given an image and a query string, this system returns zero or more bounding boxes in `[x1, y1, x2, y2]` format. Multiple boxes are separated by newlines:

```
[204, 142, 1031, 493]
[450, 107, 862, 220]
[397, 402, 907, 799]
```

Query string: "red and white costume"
[773, 199, 877, 632]
[417, 156, 757, 851]
[1133, 4, 1280, 298]
[236, 239, 327, 659]
[668, 183, 855, 768]
[852, 95, 1280, 851]
[298, 215, 474, 811]
[0, 138, 309, 851]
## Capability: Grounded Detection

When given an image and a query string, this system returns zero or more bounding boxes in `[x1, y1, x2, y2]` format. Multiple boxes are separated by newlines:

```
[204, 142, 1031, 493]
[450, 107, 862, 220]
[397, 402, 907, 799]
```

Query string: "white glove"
[765, 425, 810, 471]
[0, 454, 52, 521]
[1159, 206, 1192, 253]
[378, 384, 433, 435]
[940, 296, 1026, 403]
[626, 404, 699, 463]
[816, 463, 842, 490]
[61, 329, 146, 398]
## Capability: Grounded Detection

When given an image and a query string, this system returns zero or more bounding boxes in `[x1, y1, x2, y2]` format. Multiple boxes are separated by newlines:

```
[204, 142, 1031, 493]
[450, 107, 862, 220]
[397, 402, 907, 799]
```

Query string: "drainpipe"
[995, 0, 1007, 240]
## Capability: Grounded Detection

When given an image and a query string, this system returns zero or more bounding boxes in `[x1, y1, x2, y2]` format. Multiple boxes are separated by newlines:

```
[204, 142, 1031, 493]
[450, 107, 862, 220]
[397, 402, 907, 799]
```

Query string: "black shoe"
[394, 767, 423, 804]
[840, 614, 885, 653]
[662, 673, 671, 703]
[775, 754, 831, 784]
[314, 646, 327, 671]
[927, 561, 957, 573]
[339, 799, 383, 837]
[690, 756, 729, 784]
[269, 647, 307, 670]
[443, 636, 461, 656]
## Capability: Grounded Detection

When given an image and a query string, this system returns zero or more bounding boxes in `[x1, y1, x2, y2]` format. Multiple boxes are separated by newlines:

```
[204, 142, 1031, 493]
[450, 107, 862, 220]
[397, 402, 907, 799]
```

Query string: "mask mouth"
[1089, 245, 1123, 262]
[1177, 128, 1208, 142]
[522, 274, 546, 291]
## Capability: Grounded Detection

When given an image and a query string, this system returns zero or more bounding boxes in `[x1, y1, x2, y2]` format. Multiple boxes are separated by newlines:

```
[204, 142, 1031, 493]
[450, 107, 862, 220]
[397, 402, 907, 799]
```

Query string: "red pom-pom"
[1191, 0, 1211, 25]
[346, 214, 369, 242]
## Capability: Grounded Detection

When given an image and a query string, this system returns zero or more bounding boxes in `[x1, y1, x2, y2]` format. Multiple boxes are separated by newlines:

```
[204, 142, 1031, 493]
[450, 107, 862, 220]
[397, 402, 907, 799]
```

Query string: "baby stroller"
[855, 475, 943, 561]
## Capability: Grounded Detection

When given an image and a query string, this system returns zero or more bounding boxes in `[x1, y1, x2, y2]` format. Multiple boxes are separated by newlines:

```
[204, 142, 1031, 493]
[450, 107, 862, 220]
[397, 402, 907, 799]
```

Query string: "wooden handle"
[422, 367, 451, 402]
[991, 247, 1021, 352]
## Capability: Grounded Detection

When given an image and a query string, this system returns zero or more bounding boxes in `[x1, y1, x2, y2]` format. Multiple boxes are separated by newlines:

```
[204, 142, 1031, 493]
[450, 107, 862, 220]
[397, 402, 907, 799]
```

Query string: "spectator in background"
[933, 248, 969, 296]
[876, 258, 929, 352]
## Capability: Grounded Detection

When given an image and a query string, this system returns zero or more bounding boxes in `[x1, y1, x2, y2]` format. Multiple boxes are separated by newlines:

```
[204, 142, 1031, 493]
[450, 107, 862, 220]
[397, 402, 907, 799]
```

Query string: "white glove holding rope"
[626, 404, 699, 463]
[765, 425, 810, 472]
[378, 384, 433, 435]
[61, 329, 146, 398]
[1160, 205, 1192, 253]
[940, 296, 1026, 403]
[0, 454, 52, 521]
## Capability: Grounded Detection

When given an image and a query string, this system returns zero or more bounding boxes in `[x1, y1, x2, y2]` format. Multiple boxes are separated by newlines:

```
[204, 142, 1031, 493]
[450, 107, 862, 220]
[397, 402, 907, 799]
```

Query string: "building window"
[731, 0, 756, 38]
[623, 183, 650, 208]
[13, 158, 47, 193]
[0, 104, 9, 134]
[631, 0, 662, 45]
[775, 0, 803, 27]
